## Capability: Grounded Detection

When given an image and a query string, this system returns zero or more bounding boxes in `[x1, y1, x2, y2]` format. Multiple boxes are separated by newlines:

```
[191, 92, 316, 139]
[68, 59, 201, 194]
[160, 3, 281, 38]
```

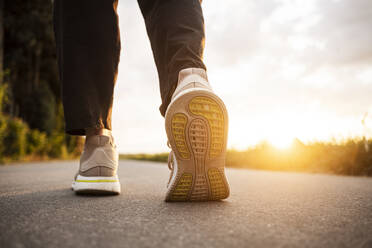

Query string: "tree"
[0, 0, 3, 85]
[3, 0, 60, 133]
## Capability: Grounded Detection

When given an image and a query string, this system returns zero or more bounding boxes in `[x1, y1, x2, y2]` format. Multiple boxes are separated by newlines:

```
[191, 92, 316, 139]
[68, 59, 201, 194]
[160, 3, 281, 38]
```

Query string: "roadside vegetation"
[0, 80, 83, 164]
[120, 153, 170, 163]
[120, 138, 372, 177]
[0, 1, 83, 164]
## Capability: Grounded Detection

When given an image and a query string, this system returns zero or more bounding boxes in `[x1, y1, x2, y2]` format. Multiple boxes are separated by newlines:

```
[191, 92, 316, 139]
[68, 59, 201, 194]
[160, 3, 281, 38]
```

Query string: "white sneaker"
[72, 131, 121, 195]
[164, 68, 230, 201]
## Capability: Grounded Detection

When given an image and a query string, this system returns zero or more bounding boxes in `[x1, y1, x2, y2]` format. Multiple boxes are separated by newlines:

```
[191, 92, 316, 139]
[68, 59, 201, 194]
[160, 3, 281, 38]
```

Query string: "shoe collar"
[171, 68, 212, 101]
[85, 133, 115, 147]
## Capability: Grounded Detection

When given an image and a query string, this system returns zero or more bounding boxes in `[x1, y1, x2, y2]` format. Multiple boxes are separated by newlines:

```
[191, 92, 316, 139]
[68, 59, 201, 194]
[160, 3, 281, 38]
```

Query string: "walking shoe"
[72, 131, 121, 195]
[164, 68, 230, 201]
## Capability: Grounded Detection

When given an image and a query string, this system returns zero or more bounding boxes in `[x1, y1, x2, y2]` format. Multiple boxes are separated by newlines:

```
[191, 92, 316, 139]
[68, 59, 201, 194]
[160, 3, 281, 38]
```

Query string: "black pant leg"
[138, 0, 206, 116]
[53, 0, 121, 135]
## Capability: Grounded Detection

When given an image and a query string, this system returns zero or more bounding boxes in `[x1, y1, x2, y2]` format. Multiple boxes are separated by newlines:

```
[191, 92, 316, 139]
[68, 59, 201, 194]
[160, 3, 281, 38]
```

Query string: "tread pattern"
[170, 173, 193, 201]
[208, 168, 228, 200]
[190, 174, 208, 201]
[189, 119, 208, 200]
[189, 119, 207, 165]
[171, 113, 190, 159]
[188, 97, 225, 159]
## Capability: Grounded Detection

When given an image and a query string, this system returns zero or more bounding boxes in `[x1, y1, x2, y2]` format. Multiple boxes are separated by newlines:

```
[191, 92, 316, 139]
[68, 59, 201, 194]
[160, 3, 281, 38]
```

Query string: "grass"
[120, 153, 169, 163]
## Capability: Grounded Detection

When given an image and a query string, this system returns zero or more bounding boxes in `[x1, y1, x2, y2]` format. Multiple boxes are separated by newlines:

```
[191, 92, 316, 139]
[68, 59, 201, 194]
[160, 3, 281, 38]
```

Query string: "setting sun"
[108, 0, 372, 154]
[269, 137, 293, 150]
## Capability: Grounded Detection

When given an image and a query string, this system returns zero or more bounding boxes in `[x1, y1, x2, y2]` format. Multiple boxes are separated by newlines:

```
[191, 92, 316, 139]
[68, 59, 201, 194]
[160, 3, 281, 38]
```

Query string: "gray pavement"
[0, 160, 372, 248]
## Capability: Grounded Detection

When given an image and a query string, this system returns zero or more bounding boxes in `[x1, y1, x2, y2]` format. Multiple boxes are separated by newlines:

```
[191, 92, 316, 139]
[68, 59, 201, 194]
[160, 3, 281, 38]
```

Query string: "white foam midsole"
[72, 175, 121, 193]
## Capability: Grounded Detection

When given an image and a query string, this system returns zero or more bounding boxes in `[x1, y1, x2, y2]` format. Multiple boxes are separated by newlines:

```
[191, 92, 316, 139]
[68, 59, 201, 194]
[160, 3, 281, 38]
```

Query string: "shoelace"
[167, 141, 173, 171]
[166, 142, 174, 186]
[168, 150, 174, 171]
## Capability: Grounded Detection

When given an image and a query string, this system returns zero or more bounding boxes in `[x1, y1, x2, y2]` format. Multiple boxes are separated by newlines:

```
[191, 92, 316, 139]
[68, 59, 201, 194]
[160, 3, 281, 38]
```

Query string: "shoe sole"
[72, 175, 121, 195]
[165, 89, 230, 201]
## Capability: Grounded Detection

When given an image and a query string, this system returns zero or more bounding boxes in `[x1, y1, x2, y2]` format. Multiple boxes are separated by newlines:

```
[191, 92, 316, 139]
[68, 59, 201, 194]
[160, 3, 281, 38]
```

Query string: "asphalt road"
[0, 160, 372, 248]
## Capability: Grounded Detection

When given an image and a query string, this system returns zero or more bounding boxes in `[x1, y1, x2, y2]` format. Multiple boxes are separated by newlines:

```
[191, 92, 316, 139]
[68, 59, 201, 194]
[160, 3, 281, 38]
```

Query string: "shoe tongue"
[85, 135, 111, 146]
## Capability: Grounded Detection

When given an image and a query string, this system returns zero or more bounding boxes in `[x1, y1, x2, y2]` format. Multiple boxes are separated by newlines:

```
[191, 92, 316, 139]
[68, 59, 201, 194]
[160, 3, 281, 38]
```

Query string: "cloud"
[306, 0, 372, 66]
[113, 0, 372, 152]
[204, 0, 372, 68]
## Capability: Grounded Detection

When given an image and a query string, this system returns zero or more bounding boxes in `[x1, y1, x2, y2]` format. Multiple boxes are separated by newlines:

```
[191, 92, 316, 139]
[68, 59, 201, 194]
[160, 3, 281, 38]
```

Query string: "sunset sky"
[112, 0, 372, 153]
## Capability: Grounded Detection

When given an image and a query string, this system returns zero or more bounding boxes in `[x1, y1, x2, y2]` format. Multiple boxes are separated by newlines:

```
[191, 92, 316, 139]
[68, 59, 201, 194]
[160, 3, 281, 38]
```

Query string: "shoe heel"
[168, 173, 193, 201]
[166, 91, 230, 201]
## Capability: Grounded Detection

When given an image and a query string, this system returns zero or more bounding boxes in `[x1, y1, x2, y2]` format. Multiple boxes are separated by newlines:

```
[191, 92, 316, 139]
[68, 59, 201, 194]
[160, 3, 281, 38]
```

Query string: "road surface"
[0, 160, 372, 248]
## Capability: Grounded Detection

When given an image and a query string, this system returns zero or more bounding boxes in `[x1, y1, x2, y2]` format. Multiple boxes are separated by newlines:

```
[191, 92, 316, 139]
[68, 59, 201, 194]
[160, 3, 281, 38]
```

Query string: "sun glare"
[270, 137, 293, 150]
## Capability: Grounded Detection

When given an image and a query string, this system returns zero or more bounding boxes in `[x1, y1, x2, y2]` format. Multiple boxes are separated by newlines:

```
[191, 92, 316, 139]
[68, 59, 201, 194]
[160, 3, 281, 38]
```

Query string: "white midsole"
[72, 175, 121, 193]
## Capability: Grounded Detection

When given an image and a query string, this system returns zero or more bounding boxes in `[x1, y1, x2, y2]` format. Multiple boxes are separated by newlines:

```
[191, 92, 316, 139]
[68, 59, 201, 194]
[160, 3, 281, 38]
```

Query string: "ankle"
[85, 128, 112, 137]
[172, 68, 211, 99]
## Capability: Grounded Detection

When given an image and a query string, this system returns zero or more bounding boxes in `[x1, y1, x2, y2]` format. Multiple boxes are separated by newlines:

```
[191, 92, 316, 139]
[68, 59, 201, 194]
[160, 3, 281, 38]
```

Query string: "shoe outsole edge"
[165, 89, 230, 202]
[72, 175, 121, 195]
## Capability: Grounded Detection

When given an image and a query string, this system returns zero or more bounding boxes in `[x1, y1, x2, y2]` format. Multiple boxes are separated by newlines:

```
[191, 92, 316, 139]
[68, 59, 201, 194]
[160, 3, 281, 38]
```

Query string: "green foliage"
[4, 0, 60, 127]
[0, 81, 9, 111]
[0, 110, 80, 163]
[65, 134, 84, 157]
[0, 114, 8, 157]
[0, 84, 8, 158]
[120, 153, 169, 163]
[2, 117, 28, 160]
[47, 131, 68, 159]
[0, 82, 80, 163]
[26, 129, 47, 155]
[22, 81, 56, 134]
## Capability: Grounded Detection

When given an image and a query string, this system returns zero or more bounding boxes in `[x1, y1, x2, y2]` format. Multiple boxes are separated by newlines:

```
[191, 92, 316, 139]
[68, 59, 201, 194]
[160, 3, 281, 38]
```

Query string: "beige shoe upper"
[78, 133, 118, 177]
[171, 68, 212, 101]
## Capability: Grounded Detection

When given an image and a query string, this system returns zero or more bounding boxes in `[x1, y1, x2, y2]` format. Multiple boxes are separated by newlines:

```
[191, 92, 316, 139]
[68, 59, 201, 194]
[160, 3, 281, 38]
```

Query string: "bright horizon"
[112, 0, 372, 154]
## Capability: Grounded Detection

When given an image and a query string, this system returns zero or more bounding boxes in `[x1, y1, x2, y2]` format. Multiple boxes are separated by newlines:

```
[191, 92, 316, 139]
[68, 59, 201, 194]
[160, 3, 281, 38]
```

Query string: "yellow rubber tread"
[170, 173, 193, 201]
[188, 97, 225, 159]
[190, 174, 208, 201]
[208, 168, 228, 200]
[171, 113, 190, 159]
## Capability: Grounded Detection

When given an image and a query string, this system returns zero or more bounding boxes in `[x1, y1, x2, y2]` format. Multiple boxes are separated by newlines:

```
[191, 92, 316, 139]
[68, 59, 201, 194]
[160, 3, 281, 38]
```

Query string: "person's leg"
[138, 0, 230, 201]
[53, 0, 121, 194]
[53, 0, 121, 136]
[137, 0, 206, 115]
